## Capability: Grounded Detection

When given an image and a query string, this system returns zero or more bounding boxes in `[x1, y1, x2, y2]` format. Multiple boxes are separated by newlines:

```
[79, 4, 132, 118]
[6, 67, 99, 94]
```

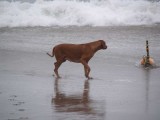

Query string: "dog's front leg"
[80, 60, 92, 79]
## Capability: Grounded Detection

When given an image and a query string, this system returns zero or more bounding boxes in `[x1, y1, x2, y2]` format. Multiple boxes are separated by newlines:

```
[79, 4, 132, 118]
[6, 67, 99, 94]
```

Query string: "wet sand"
[0, 26, 160, 120]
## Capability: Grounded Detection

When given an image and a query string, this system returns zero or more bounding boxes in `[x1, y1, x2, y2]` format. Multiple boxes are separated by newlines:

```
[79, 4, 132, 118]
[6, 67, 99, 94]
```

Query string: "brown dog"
[47, 40, 107, 79]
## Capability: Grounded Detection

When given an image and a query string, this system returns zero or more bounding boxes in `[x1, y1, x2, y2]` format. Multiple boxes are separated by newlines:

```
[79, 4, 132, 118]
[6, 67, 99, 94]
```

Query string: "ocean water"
[0, 0, 160, 27]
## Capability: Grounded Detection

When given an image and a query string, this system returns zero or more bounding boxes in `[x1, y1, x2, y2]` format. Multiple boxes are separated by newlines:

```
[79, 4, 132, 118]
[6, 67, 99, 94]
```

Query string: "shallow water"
[0, 26, 160, 120]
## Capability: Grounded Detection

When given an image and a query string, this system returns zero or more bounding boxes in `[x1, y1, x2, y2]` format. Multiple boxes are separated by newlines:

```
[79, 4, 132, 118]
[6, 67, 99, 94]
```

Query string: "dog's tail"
[46, 47, 55, 57]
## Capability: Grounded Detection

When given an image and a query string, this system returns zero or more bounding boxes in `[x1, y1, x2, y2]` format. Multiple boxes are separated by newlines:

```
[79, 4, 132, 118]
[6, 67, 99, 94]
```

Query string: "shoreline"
[1, 24, 160, 29]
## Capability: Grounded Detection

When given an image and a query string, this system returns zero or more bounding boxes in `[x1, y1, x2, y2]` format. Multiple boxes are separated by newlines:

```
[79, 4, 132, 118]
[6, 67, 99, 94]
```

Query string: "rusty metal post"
[145, 40, 150, 67]
[141, 40, 155, 67]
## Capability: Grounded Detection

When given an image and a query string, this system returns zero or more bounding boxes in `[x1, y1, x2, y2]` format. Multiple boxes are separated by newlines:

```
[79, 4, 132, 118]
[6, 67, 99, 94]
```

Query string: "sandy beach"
[0, 25, 160, 120]
[1, 0, 160, 120]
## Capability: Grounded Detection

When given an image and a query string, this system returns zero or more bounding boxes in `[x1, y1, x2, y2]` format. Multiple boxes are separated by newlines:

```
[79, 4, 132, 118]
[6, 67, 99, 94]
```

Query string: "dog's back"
[53, 43, 92, 63]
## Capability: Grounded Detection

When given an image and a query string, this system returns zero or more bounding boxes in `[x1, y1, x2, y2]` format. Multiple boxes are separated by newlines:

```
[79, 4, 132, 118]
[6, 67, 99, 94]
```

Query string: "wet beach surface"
[0, 26, 160, 120]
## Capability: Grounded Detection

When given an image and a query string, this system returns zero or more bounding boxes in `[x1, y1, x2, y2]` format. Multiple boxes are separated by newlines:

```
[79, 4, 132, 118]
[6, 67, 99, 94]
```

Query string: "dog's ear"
[100, 40, 107, 49]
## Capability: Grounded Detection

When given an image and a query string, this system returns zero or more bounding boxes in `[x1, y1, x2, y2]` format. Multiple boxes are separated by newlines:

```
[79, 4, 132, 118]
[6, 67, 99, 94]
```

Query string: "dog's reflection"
[52, 79, 92, 113]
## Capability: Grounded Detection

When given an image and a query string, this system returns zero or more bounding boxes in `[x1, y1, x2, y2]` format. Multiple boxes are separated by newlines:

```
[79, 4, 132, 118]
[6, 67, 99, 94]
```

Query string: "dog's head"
[99, 40, 107, 49]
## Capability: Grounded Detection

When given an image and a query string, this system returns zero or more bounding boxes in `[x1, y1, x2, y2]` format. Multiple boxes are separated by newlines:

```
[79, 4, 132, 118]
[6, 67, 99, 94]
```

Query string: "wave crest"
[0, 0, 160, 27]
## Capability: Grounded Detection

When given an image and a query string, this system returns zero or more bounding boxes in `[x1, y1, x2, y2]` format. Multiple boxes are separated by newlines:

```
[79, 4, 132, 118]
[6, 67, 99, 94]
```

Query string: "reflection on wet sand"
[52, 79, 92, 113]
[144, 69, 150, 113]
[51, 77, 107, 120]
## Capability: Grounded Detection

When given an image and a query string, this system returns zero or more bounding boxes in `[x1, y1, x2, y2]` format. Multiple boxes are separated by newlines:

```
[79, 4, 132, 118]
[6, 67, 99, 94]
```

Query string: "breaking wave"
[0, 0, 160, 27]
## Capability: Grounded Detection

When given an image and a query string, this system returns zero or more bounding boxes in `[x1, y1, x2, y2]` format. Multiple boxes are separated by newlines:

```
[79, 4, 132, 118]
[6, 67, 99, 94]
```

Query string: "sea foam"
[0, 0, 160, 27]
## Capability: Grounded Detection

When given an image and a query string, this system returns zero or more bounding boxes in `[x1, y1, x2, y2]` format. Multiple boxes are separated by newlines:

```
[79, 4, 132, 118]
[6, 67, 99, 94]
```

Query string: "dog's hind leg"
[54, 60, 63, 78]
